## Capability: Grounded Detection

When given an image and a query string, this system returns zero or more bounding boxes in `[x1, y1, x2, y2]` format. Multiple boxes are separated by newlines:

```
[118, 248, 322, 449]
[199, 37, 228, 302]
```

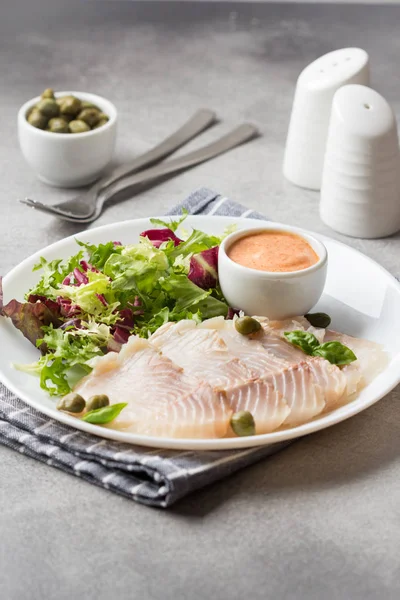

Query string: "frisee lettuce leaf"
[76, 240, 122, 270]
[28, 252, 84, 299]
[149, 209, 188, 232]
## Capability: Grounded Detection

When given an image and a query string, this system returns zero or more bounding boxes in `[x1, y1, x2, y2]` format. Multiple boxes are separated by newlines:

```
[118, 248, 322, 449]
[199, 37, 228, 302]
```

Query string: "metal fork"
[20, 123, 260, 223]
[19, 109, 217, 220]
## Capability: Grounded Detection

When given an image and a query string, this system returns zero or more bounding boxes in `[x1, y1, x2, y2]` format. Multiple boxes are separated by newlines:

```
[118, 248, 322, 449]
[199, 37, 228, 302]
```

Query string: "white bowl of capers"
[18, 89, 117, 188]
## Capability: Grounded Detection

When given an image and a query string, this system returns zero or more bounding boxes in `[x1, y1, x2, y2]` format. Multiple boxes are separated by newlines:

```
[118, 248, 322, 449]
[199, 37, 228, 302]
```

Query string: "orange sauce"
[227, 231, 319, 273]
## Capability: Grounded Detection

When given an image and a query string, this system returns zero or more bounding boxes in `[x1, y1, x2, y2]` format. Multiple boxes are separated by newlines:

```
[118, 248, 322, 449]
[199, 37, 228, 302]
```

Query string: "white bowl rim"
[18, 90, 117, 139]
[220, 223, 328, 279]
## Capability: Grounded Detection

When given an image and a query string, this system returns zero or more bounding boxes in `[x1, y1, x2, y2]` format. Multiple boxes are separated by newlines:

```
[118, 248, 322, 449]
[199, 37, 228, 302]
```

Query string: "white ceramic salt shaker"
[320, 84, 400, 239]
[283, 48, 370, 190]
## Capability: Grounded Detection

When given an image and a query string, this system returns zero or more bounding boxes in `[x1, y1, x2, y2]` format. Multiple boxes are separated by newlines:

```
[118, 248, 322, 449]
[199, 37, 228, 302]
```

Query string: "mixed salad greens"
[0, 213, 236, 397]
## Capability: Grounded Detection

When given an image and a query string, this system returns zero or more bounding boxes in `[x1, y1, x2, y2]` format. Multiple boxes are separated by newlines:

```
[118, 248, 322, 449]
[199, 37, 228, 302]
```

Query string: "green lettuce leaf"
[76, 240, 122, 270]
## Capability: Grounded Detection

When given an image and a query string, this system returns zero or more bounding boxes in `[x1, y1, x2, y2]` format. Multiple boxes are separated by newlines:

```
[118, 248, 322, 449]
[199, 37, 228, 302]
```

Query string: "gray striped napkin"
[0, 187, 290, 508]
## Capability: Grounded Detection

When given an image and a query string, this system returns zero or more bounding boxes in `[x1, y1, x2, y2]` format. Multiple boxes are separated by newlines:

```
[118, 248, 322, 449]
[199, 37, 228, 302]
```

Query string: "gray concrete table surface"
[1, 2, 400, 599]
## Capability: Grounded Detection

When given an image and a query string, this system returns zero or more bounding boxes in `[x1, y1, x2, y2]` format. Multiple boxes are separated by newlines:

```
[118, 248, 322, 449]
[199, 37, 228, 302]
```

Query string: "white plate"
[1, 216, 400, 450]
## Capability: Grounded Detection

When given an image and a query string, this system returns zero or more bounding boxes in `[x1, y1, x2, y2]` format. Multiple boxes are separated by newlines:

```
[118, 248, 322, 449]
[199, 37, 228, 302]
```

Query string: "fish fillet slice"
[75, 336, 231, 438]
[306, 357, 347, 410]
[324, 330, 388, 386]
[145, 385, 231, 439]
[258, 329, 308, 364]
[265, 362, 326, 426]
[222, 381, 290, 434]
[150, 319, 197, 346]
[151, 324, 254, 388]
[199, 317, 291, 377]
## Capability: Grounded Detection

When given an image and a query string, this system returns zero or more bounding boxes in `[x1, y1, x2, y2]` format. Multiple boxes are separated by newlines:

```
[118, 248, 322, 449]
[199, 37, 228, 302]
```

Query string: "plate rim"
[1, 214, 400, 451]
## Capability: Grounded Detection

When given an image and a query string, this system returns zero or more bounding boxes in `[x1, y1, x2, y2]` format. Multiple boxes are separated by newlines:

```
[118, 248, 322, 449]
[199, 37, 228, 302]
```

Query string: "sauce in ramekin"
[227, 231, 319, 272]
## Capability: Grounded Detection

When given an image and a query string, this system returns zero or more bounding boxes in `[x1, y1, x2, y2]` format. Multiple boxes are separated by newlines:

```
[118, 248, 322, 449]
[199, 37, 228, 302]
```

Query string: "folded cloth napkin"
[0, 187, 290, 508]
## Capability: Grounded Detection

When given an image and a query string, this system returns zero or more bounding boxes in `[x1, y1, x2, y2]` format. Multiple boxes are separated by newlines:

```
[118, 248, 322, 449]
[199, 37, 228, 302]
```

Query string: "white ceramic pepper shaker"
[320, 84, 400, 239]
[283, 48, 370, 190]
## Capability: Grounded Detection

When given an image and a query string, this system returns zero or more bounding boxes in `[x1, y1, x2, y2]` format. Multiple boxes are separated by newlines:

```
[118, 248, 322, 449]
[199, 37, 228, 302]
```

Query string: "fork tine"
[19, 198, 41, 208]
[19, 198, 96, 223]
[19, 197, 94, 219]
[19, 198, 72, 218]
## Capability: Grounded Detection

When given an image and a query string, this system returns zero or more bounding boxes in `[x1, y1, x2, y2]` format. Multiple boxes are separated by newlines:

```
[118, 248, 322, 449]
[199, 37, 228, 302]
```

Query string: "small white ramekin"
[18, 91, 117, 188]
[218, 224, 328, 320]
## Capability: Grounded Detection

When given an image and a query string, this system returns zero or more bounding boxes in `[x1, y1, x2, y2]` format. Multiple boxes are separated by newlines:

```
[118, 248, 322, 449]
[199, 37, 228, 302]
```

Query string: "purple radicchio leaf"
[113, 326, 130, 344]
[73, 268, 88, 285]
[27, 294, 61, 317]
[117, 308, 135, 330]
[188, 246, 219, 290]
[1, 296, 61, 353]
[140, 228, 182, 248]
[226, 307, 241, 320]
[57, 297, 81, 318]
[96, 293, 108, 307]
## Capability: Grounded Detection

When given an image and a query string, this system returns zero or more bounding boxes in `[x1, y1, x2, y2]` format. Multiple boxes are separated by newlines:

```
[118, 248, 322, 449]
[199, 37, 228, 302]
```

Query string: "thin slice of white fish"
[151, 322, 254, 388]
[74, 336, 231, 438]
[198, 317, 290, 377]
[221, 381, 290, 434]
[264, 362, 326, 426]
[258, 329, 307, 364]
[139, 384, 231, 439]
[306, 357, 347, 411]
[324, 330, 388, 386]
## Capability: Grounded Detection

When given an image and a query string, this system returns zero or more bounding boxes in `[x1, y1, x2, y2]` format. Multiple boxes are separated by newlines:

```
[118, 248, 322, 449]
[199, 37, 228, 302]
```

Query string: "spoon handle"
[103, 124, 260, 203]
[98, 109, 217, 191]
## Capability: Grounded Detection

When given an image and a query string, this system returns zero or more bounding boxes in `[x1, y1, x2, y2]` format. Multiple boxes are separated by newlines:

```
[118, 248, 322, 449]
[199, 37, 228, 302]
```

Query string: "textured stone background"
[1, 3, 400, 599]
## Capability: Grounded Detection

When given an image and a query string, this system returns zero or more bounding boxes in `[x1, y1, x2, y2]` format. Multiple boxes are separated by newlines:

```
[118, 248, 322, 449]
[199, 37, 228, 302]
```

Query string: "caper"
[97, 112, 109, 122]
[57, 392, 86, 413]
[27, 108, 48, 130]
[86, 394, 110, 412]
[47, 117, 69, 133]
[41, 88, 55, 99]
[81, 100, 100, 111]
[56, 95, 74, 107]
[36, 98, 60, 118]
[68, 119, 90, 134]
[234, 316, 261, 335]
[60, 96, 82, 117]
[92, 118, 108, 129]
[60, 113, 74, 123]
[230, 411, 256, 437]
[77, 107, 100, 127]
[305, 312, 331, 329]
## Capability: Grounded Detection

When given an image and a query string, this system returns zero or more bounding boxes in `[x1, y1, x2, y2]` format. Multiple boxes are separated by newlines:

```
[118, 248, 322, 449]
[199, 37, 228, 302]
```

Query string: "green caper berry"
[230, 411, 256, 437]
[60, 96, 82, 117]
[47, 117, 69, 133]
[234, 316, 262, 336]
[68, 119, 90, 134]
[81, 100, 101, 111]
[86, 394, 110, 411]
[92, 118, 108, 129]
[77, 108, 100, 127]
[57, 392, 86, 413]
[305, 312, 331, 329]
[97, 112, 109, 121]
[56, 95, 74, 107]
[41, 88, 55, 99]
[27, 109, 48, 130]
[36, 98, 60, 118]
